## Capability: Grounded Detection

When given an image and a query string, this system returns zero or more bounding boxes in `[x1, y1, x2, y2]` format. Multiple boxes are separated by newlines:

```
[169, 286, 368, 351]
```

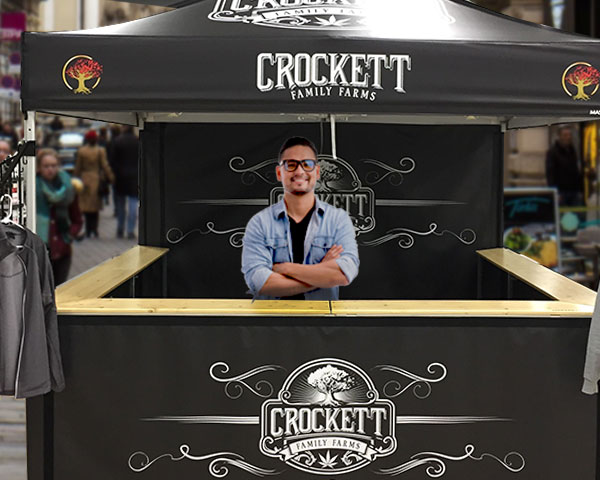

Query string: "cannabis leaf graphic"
[315, 15, 351, 27]
[318, 451, 338, 469]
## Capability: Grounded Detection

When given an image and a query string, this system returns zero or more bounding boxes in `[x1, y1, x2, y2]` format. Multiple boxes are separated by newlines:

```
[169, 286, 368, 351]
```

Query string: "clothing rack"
[0, 140, 35, 225]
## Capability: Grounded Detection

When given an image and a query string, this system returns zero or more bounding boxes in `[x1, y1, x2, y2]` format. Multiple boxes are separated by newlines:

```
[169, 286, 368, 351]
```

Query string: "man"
[546, 125, 583, 206]
[242, 136, 359, 300]
[111, 125, 139, 239]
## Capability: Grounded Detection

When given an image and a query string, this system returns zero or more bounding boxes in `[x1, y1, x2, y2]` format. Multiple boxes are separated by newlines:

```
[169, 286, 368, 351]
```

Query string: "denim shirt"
[241, 198, 359, 300]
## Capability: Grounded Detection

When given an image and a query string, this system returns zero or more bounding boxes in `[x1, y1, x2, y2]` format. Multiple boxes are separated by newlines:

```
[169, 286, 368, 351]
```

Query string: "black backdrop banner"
[140, 123, 502, 299]
[52, 316, 595, 480]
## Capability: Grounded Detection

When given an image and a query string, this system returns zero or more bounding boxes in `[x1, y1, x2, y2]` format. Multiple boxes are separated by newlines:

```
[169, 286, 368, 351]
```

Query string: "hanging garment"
[0, 222, 65, 398]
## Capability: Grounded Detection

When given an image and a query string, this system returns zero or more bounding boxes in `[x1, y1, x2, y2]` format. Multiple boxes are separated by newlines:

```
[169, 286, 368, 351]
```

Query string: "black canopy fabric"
[21, 0, 600, 127]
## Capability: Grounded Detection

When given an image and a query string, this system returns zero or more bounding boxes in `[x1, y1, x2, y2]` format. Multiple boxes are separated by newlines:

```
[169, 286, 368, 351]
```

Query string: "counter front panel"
[41, 315, 595, 480]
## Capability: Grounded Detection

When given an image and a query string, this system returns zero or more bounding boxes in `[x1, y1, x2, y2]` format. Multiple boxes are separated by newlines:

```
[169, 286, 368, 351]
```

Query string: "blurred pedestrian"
[108, 124, 121, 216]
[74, 130, 114, 237]
[0, 121, 18, 149]
[97, 127, 111, 206]
[546, 125, 583, 206]
[112, 125, 139, 239]
[0, 139, 11, 163]
[49, 116, 64, 132]
[36, 148, 83, 285]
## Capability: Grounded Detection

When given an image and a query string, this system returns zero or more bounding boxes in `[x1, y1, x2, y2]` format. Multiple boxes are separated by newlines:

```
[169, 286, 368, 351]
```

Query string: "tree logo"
[62, 55, 103, 95]
[562, 62, 600, 101]
[260, 358, 396, 475]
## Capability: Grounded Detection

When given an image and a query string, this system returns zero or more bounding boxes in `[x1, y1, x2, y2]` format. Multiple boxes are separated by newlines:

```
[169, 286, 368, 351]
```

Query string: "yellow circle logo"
[562, 62, 600, 101]
[62, 55, 103, 95]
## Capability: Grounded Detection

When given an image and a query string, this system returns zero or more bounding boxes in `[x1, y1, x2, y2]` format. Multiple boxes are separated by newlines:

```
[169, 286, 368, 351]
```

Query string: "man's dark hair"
[278, 136, 318, 162]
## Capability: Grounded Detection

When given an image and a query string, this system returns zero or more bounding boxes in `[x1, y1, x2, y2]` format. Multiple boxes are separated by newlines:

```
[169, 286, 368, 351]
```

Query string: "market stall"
[18, 0, 600, 478]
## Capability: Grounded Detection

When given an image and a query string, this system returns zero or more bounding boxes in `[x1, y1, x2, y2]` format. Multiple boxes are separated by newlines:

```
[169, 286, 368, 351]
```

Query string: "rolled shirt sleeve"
[334, 210, 360, 284]
[241, 214, 274, 296]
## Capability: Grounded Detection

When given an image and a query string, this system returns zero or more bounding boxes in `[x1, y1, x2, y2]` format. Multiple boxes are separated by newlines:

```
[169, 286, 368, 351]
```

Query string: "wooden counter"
[55, 245, 168, 304]
[477, 248, 596, 306]
[55, 246, 596, 317]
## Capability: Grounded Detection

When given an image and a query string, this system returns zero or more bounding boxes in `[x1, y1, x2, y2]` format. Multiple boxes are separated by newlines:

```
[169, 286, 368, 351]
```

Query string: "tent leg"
[24, 111, 36, 232]
[330, 114, 337, 160]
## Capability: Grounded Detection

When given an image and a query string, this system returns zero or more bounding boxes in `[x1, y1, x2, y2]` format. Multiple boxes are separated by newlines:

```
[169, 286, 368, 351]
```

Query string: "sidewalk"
[69, 200, 138, 279]
[0, 199, 138, 479]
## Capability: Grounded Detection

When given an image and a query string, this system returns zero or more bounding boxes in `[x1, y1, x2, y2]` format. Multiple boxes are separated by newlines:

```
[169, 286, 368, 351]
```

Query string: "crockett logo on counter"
[209, 0, 455, 30]
[260, 358, 396, 474]
[128, 358, 527, 478]
[256, 52, 412, 102]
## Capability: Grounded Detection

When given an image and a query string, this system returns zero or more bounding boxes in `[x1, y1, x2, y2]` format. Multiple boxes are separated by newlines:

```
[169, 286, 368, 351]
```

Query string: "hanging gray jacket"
[0, 222, 65, 398]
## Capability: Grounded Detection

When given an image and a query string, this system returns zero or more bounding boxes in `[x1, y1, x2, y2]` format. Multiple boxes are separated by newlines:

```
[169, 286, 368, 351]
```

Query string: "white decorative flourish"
[376, 444, 525, 477]
[128, 446, 280, 477]
[295, 451, 317, 466]
[364, 157, 416, 186]
[209, 362, 285, 399]
[165, 223, 245, 247]
[342, 451, 363, 466]
[374, 363, 447, 399]
[359, 223, 477, 249]
[229, 156, 279, 185]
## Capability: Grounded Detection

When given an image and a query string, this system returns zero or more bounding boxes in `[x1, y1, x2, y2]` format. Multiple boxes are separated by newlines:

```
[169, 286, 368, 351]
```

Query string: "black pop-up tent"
[21, 0, 600, 128]
[19, 1, 600, 299]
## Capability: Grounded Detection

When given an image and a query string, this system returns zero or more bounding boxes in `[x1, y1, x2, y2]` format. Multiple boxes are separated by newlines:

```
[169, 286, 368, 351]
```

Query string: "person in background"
[36, 148, 83, 285]
[0, 121, 18, 149]
[74, 130, 114, 238]
[0, 139, 11, 163]
[111, 125, 139, 239]
[107, 124, 121, 217]
[97, 127, 111, 206]
[49, 116, 64, 132]
[546, 125, 584, 206]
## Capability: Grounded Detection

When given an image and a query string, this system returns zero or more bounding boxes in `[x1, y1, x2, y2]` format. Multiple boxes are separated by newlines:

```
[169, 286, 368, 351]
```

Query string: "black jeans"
[51, 255, 71, 285]
[84, 212, 99, 236]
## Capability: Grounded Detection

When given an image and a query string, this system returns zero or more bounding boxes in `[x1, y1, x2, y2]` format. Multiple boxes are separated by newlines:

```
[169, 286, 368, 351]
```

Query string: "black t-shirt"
[282, 206, 315, 300]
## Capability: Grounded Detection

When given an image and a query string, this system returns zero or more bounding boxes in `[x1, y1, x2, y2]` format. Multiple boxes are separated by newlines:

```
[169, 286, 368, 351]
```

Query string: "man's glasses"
[280, 159, 317, 172]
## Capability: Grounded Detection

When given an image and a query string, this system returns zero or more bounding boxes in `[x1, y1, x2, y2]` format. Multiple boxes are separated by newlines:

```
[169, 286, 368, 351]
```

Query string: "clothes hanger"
[0, 194, 25, 231]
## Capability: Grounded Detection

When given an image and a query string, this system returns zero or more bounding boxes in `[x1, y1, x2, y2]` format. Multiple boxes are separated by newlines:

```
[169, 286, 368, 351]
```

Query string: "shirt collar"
[273, 197, 326, 219]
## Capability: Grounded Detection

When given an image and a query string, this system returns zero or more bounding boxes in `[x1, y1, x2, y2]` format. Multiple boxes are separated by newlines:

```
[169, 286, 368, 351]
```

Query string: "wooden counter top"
[56, 246, 168, 304]
[57, 298, 331, 316]
[55, 246, 596, 317]
[57, 298, 593, 318]
[330, 300, 592, 317]
[477, 248, 597, 306]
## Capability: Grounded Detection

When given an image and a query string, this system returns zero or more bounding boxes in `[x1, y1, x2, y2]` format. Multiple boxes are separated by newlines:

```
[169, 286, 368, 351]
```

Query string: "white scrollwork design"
[128, 446, 279, 477]
[374, 363, 447, 400]
[229, 156, 279, 185]
[433, 227, 477, 245]
[166, 223, 245, 247]
[209, 457, 281, 478]
[359, 223, 477, 249]
[260, 436, 281, 455]
[209, 362, 285, 399]
[376, 445, 525, 477]
[364, 157, 416, 186]
[342, 451, 363, 466]
[295, 451, 317, 466]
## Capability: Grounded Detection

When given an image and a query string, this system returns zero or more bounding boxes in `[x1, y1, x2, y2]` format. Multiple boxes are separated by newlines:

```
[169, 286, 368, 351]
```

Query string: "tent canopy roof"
[21, 0, 600, 128]
[79, 0, 589, 42]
